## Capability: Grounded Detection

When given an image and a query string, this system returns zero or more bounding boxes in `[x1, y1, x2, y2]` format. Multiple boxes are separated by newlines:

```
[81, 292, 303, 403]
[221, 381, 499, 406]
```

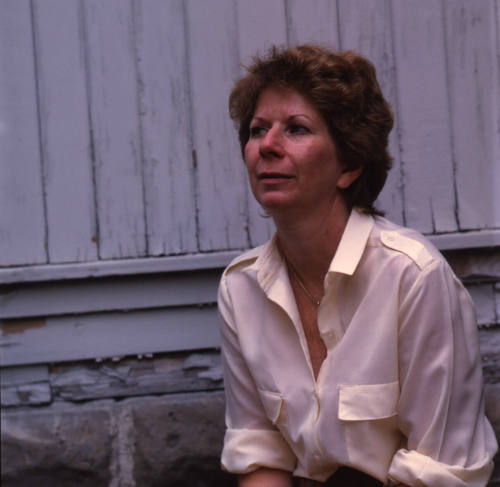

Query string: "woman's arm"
[239, 468, 293, 487]
[387, 261, 497, 486]
[218, 276, 297, 475]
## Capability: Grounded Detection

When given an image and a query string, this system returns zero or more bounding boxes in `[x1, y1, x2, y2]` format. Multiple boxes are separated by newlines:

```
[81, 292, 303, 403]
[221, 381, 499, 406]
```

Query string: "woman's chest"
[235, 294, 399, 396]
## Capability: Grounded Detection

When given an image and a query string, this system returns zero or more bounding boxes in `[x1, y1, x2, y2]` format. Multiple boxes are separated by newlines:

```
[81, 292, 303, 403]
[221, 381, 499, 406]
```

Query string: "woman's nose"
[259, 126, 284, 158]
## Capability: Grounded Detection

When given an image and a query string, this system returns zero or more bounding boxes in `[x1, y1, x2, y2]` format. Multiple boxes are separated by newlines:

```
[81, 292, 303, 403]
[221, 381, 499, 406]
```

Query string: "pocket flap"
[258, 389, 284, 425]
[338, 381, 399, 421]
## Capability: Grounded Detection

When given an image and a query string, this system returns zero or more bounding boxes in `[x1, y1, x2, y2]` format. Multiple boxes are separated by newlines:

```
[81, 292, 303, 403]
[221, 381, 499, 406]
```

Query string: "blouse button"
[322, 331, 337, 347]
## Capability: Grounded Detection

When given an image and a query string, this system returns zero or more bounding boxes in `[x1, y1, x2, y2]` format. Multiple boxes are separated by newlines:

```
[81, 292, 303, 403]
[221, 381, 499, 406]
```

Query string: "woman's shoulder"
[369, 217, 467, 311]
[223, 246, 262, 275]
[221, 233, 280, 281]
[221, 238, 275, 282]
[371, 216, 446, 271]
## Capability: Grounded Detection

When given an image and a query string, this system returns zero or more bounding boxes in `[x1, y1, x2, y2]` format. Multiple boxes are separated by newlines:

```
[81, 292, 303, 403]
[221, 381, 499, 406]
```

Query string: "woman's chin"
[258, 194, 297, 213]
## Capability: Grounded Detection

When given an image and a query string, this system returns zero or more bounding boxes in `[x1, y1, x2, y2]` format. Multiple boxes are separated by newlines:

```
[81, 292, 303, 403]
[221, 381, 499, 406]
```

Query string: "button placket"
[318, 274, 342, 350]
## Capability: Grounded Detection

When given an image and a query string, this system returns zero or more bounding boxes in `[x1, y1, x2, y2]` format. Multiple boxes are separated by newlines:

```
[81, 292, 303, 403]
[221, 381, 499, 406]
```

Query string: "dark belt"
[294, 466, 383, 487]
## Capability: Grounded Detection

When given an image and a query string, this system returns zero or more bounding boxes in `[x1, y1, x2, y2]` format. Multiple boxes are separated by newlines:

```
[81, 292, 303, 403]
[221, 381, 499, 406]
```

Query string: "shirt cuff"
[388, 449, 494, 487]
[221, 428, 296, 474]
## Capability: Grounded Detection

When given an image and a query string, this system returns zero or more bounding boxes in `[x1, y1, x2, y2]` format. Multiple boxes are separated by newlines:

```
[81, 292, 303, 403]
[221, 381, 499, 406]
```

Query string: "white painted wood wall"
[0, 0, 499, 368]
[1, 0, 499, 273]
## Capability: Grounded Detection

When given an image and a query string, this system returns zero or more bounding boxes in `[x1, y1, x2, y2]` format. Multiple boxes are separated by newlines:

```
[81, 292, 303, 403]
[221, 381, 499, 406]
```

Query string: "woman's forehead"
[253, 86, 321, 119]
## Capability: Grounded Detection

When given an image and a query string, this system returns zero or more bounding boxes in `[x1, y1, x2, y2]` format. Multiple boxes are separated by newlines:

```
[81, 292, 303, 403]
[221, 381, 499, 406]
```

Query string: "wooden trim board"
[1, 230, 498, 285]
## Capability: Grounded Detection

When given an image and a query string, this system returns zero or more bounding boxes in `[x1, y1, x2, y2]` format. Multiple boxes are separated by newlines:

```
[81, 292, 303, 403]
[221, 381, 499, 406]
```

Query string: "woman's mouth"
[258, 172, 293, 181]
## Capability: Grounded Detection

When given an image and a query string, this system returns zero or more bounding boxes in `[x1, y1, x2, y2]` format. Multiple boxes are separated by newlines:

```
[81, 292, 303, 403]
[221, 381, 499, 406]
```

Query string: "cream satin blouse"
[218, 209, 497, 485]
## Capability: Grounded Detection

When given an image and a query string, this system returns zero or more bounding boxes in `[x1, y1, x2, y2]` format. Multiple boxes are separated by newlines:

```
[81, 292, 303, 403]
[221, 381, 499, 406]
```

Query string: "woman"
[218, 44, 497, 486]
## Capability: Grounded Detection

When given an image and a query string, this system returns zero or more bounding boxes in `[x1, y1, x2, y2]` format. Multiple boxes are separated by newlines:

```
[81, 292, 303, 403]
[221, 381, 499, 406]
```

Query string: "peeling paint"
[1, 319, 46, 335]
[198, 366, 223, 382]
[16, 389, 32, 402]
[0, 286, 15, 296]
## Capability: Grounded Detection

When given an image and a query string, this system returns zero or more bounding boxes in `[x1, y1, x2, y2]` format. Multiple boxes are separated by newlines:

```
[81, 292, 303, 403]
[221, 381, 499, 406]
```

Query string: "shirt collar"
[246, 208, 373, 281]
[329, 208, 373, 276]
[245, 233, 282, 291]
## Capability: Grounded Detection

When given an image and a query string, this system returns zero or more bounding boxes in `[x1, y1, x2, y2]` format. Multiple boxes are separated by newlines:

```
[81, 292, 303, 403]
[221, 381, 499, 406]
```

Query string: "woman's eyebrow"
[251, 114, 313, 123]
[288, 113, 312, 121]
[250, 116, 267, 123]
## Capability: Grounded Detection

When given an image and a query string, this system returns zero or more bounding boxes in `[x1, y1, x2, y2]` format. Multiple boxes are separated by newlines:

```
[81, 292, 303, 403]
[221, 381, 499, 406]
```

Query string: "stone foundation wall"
[1, 351, 234, 487]
[2, 389, 235, 487]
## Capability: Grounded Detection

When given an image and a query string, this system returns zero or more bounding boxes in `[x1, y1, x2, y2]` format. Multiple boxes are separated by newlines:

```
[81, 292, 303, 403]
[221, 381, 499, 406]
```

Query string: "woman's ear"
[337, 166, 363, 189]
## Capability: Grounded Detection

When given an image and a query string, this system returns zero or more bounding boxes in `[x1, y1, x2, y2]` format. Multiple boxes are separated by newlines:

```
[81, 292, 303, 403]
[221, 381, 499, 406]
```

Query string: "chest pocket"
[338, 381, 399, 421]
[338, 381, 401, 478]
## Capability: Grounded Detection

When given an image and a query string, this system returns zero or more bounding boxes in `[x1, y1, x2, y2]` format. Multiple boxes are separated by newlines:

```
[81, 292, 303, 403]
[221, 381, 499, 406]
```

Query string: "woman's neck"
[273, 198, 351, 286]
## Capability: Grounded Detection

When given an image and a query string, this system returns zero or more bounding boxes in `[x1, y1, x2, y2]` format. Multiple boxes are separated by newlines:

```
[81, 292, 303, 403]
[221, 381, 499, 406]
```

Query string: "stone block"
[485, 384, 500, 486]
[480, 327, 500, 384]
[496, 283, 500, 322]
[469, 283, 497, 327]
[49, 351, 223, 402]
[128, 391, 235, 487]
[1, 382, 51, 407]
[1, 401, 113, 487]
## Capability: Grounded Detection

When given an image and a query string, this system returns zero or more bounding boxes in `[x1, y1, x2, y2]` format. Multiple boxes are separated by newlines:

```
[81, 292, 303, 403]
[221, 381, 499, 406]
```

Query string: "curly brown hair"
[229, 44, 394, 215]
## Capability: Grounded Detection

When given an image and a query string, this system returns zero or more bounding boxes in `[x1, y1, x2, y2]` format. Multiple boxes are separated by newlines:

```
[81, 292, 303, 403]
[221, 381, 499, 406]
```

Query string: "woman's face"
[244, 86, 359, 216]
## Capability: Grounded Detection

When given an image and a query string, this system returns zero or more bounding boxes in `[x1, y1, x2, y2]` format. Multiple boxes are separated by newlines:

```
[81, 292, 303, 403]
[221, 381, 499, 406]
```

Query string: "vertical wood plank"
[444, 0, 500, 230]
[83, 0, 146, 259]
[32, 0, 97, 263]
[391, 0, 458, 234]
[337, 0, 404, 224]
[237, 0, 287, 66]
[133, 0, 197, 255]
[496, 0, 500, 229]
[286, 0, 340, 47]
[236, 0, 287, 246]
[186, 0, 248, 251]
[0, 0, 46, 266]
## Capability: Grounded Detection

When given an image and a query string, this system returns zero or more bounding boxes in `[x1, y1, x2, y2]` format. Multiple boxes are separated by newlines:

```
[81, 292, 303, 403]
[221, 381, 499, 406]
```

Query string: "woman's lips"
[258, 172, 293, 182]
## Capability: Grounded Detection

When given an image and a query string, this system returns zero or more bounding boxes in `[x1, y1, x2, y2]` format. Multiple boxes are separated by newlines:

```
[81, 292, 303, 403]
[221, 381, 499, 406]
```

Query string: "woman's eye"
[288, 124, 309, 134]
[249, 126, 267, 138]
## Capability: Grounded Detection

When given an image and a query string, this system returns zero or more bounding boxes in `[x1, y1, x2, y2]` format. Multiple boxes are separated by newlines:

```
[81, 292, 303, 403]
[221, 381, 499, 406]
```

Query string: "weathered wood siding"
[1, 0, 499, 368]
[1, 1, 47, 267]
[0, 268, 221, 366]
[1, 0, 499, 272]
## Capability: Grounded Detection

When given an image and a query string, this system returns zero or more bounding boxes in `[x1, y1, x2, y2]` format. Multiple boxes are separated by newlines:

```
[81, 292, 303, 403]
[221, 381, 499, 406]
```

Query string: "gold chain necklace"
[285, 258, 322, 307]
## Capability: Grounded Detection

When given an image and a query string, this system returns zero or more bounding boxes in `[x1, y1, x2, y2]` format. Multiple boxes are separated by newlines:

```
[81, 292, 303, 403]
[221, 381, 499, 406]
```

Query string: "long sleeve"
[388, 261, 497, 486]
[218, 275, 297, 474]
